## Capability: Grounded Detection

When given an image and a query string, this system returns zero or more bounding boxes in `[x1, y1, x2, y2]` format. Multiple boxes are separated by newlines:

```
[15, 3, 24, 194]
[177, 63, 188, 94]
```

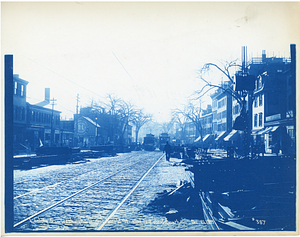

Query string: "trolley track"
[13, 153, 140, 198]
[14, 153, 164, 231]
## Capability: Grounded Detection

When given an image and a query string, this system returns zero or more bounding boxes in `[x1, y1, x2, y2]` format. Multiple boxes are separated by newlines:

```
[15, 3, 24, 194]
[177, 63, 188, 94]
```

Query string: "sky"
[2, 2, 299, 123]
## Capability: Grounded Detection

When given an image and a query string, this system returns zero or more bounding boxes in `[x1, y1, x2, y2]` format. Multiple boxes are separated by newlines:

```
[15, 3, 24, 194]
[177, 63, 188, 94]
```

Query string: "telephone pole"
[50, 98, 57, 146]
[75, 94, 80, 146]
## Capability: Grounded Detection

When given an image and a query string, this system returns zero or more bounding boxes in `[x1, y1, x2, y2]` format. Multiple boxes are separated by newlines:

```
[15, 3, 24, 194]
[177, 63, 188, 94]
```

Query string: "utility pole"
[75, 94, 80, 146]
[76, 94, 80, 115]
[5, 54, 13, 232]
[233, 46, 255, 157]
[50, 98, 57, 146]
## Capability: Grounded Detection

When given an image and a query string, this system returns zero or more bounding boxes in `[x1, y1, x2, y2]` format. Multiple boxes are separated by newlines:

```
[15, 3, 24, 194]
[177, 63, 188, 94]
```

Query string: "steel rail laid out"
[14, 167, 107, 199]
[13, 159, 144, 228]
[95, 153, 164, 230]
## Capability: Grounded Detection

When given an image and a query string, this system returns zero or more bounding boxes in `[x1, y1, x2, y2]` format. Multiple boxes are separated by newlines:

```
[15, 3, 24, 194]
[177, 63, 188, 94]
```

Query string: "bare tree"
[132, 110, 152, 143]
[172, 110, 188, 142]
[93, 94, 138, 146]
[173, 101, 203, 139]
[160, 120, 174, 134]
[116, 100, 138, 146]
[194, 60, 244, 107]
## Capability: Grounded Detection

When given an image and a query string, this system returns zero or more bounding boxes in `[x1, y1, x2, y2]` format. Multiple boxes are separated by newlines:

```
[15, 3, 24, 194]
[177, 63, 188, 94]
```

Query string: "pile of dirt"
[143, 183, 203, 222]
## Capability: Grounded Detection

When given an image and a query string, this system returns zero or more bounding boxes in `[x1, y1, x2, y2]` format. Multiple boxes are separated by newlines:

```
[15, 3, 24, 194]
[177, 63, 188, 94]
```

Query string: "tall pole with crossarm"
[5, 54, 14, 232]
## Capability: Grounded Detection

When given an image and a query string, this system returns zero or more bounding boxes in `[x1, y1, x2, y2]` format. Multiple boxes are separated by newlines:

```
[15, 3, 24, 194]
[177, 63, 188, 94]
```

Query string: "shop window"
[288, 129, 295, 139]
[45, 133, 50, 140]
[269, 133, 272, 142]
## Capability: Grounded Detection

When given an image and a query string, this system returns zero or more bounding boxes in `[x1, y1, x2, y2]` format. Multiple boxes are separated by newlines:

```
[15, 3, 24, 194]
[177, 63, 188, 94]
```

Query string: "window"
[254, 96, 258, 107]
[222, 111, 226, 119]
[259, 113, 263, 127]
[14, 82, 17, 95]
[21, 107, 25, 121]
[213, 111, 217, 120]
[233, 104, 239, 115]
[14, 106, 17, 120]
[212, 100, 217, 108]
[288, 129, 295, 139]
[21, 85, 24, 96]
[269, 133, 272, 142]
[258, 77, 263, 88]
[218, 98, 225, 108]
[254, 114, 258, 127]
[259, 94, 263, 106]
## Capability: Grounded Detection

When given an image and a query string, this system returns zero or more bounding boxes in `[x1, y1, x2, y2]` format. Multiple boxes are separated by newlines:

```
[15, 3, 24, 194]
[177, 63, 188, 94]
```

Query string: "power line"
[21, 54, 103, 99]
[112, 51, 141, 98]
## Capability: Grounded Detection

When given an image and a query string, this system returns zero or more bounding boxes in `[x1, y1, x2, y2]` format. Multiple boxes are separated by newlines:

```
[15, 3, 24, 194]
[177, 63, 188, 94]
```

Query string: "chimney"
[45, 88, 50, 103]
[34, 88, 51, 107]
[262, 50, 266, 62]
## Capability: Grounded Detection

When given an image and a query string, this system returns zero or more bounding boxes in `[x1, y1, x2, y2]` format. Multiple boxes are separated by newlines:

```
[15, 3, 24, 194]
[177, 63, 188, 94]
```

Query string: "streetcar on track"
[159, 133, 170, 151]
[142, 134, 157, 151]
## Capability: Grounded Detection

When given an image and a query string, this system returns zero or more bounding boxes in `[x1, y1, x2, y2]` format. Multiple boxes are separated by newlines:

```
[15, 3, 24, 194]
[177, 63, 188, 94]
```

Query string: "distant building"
[13, 74, 61, 154]
[13, 74, 29, 153]
[210, 81, 233, 136]
[74, 106, 133, 148]
[74, 114, 101, 148]
[60, 120, 75, 147]
[27, 103, 61, 149]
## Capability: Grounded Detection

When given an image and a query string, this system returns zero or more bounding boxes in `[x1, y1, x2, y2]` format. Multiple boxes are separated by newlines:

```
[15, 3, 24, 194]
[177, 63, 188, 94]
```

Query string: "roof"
[83, 116, 101, 127]
[28, 103, 61, 114]
[13, 74, 29, 85]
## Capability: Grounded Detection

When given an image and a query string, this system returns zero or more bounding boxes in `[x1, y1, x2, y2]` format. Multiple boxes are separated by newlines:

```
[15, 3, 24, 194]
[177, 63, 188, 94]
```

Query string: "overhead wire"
[21, 54, 104, 99]
[112, 51, 141, 99]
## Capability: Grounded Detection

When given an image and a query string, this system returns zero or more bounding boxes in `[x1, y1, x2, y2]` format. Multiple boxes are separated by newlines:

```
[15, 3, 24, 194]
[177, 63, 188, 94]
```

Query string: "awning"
[270, 126, 279, 132]
[83, 116, 101, 128]
[194, 136, 201, 142]
[215, 131, 226, 141]
[202, 134, 211, 142]
[224, 130, 238, 141]
[255, 126, 279, 135]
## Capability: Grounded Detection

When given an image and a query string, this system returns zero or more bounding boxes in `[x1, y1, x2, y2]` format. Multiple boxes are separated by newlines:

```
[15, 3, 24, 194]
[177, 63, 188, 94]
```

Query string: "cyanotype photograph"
[1, 1, 299, 235]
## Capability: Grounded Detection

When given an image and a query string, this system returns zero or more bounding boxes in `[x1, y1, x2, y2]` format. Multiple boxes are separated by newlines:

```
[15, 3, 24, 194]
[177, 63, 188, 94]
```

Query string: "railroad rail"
[14, 153, 164, 230]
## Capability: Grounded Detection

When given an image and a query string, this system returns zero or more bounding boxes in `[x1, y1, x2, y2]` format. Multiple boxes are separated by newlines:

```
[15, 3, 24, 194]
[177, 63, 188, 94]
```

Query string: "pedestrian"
[164, 142, 172, 161]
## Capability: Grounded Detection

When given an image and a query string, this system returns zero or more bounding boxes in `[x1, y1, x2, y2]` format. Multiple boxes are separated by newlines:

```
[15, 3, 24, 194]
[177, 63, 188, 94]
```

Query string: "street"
[13, 151, 213, 231]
